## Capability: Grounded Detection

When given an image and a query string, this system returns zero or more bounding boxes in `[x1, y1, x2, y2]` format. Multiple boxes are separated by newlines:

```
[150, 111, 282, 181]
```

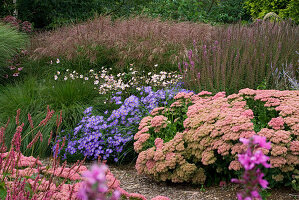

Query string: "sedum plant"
[134, 89, 299, 189]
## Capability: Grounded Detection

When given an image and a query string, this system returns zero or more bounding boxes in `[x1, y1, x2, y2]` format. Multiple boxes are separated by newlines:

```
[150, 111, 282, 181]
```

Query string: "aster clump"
[231, 135, 271, 200]
[63, 84, 190, 162]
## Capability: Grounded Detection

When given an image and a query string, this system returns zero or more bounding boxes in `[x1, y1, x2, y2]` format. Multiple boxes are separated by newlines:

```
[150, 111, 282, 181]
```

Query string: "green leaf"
[0, 182, 7, 199]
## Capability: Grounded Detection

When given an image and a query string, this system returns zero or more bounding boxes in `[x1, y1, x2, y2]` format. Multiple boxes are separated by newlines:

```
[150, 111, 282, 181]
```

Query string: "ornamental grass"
[29, 15, 212, 72]
[180, 20, 299, 94]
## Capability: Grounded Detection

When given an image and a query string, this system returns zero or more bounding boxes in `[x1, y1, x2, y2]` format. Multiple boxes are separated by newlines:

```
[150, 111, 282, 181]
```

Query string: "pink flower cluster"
[231, 135, 271, 200]
[150, 115, 169, 132]
[1, 151, 171, 200]
[77, 164, 121, 200]
[2, 15, 32, 33]
[134, 89, 299, 186]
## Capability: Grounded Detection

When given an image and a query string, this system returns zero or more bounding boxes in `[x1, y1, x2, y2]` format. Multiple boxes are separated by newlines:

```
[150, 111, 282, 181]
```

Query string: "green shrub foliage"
[16, 0, 152, 28]
[0, 0, 14, 18]
[244, 0, 299, 23]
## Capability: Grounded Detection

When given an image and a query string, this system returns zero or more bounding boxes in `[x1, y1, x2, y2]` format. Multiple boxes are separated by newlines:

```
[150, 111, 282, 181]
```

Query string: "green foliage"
[244, 98, 279, 132]
[0, 181, 6, 199]
[16, 0, 152, 29]
[0, 0, 14, 17]
[139, 0, 250, 23]
[16, 0, 98, 28]
[0, 79, 56, 157]
[207, 0, 251, 23]
[44, 78, 98, 131]
[140, 0, 206, 22]
[15, 0, 252, 28]
[142, 99, 190, 151]
[0, 77, 98, 157]
[0, 24, 27, 83]
[281, 0, 299, 23]
[244, 0, 299, 23]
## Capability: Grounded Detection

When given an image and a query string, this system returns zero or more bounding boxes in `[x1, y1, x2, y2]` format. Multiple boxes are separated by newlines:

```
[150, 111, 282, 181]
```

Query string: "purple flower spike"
[78, 164, 120, 200]
[252, 135, 271, 150]
[232, 135, 271, 200]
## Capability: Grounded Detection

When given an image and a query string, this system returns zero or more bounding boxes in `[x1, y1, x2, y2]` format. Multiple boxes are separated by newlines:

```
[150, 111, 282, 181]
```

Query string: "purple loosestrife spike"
[28, 113, 34, 129]
[178, 63, 182, 73]
[232, 135, 271, 200]
[16, 109, 21, 125]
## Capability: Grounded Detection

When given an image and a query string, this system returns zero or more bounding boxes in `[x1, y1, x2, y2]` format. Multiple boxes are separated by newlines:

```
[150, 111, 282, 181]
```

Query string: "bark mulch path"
[106, 163, 298, 200]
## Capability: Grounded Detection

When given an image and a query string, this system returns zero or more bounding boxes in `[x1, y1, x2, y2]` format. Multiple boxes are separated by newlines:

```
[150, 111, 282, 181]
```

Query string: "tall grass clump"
[0, 78, 98, 157]
[0, 79, 56, 157]
[0, 24, 28, 83]
[44, 78, 99, 131]
[181, 21, 298, 94]
[29, 15, 212, 73]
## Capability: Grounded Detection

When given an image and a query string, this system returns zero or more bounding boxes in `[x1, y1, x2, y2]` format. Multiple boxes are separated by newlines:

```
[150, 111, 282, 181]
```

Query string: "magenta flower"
[232, 135, 271, 200]
[78, 164, 120, 200]
[238, 150, 270, 170]
[240, 135, 271, 150]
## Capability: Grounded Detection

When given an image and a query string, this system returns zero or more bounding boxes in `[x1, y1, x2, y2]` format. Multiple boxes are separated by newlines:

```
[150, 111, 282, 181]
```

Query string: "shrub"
[0, 23, 27, 84]
[2, 15, 32, 33]
[208, 0, 251, 23]
[0, 0, 14, 18]
[134, 89, 299, 189]
[15, 0, 152, 29]
[180, 21, 299, 94]
[244, 0, 299, 23]
[16, 0, 97, 29]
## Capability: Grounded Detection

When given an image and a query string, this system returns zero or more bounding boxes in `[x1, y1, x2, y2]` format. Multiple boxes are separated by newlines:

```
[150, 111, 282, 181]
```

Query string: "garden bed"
[40, 158, 299, 200]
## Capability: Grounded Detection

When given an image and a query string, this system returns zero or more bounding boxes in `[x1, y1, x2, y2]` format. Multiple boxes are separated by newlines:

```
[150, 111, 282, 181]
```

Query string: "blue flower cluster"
[63, 84, 191, 162]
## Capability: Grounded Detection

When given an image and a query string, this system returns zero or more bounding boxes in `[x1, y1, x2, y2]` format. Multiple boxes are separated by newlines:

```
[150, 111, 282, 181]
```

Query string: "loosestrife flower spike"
[232, 135, 271, 200]
[78, 164, 120, 200]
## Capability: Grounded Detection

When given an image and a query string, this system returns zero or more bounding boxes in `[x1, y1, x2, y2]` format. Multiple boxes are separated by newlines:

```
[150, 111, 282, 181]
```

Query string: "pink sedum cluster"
[134, 89, 299, 186]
